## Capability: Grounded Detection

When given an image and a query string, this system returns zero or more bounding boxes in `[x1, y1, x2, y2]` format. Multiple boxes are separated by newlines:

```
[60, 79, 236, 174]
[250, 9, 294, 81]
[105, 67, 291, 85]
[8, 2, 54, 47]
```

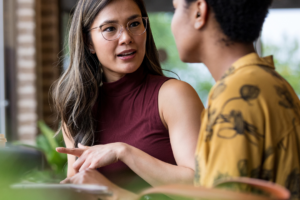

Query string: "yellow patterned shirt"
[194, 53, 300, 199]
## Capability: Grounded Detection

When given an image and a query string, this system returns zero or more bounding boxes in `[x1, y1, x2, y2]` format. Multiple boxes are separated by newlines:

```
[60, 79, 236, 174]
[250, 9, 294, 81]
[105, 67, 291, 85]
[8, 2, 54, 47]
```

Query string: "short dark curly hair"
[185, 0, 273, 43]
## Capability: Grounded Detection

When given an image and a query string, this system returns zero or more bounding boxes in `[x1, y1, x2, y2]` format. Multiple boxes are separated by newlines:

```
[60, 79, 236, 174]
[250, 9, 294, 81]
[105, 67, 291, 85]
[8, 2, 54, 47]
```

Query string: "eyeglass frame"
[88, 17, 149, 41]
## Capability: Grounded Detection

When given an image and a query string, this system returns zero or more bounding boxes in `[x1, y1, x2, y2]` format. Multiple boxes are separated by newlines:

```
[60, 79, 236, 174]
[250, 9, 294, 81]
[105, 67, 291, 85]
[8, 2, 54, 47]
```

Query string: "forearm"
[118, 143, 194, 186]
[112, 187, 138, 200]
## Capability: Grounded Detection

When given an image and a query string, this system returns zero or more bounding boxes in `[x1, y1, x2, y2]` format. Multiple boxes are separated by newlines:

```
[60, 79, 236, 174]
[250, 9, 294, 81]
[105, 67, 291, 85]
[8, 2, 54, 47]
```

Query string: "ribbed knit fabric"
[93, 66, 176, 192]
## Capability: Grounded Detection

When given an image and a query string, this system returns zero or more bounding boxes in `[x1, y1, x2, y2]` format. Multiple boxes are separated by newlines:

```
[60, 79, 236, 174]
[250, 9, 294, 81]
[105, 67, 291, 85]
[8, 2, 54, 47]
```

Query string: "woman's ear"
[89, 43, 96, 54]
[194, 0, 208, 30]
[84, 32, 96, 54]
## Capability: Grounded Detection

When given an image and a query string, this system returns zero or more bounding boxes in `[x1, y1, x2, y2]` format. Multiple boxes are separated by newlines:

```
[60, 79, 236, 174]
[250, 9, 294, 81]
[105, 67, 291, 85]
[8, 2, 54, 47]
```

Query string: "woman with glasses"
[54, 0, 204, 195]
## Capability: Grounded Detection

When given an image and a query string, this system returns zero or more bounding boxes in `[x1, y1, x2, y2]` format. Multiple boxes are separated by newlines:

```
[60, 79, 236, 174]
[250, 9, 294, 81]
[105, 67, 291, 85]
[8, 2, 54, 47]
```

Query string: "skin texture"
[171, 0, 255, 81]
[89, 0, 147, 83]
[57, 0, 204, 197]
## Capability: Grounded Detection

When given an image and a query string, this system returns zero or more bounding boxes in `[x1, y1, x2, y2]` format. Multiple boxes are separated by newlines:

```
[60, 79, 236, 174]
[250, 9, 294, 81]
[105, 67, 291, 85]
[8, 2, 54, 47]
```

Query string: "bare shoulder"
[159, 79, 202, 103]
[158, 79, 204, 127]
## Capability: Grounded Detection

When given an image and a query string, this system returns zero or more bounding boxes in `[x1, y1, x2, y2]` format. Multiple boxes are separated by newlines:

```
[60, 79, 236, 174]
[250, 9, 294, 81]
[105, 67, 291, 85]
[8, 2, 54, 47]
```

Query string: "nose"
[118, 27, 133, 45]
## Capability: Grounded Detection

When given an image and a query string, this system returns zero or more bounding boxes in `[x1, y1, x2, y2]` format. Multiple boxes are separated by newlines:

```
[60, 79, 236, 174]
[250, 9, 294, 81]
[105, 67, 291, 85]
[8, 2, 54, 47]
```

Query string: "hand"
[61, 169, 138, 200]
[56, 142, 128, 172]
[60, 168, 114, 186]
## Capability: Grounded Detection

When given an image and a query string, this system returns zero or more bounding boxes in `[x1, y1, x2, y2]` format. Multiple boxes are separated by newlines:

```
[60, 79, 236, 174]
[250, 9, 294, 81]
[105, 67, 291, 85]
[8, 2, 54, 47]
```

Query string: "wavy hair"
[52, 0, 163, 147]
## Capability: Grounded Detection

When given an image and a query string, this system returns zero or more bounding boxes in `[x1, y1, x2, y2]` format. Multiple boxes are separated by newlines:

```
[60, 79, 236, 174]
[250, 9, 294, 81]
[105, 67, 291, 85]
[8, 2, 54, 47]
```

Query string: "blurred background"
[0, 0, 299, 185]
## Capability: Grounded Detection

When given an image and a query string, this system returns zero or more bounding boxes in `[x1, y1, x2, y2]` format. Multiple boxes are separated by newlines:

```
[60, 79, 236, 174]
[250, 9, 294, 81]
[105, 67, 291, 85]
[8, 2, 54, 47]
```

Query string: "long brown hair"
[53, 0, 163, 147]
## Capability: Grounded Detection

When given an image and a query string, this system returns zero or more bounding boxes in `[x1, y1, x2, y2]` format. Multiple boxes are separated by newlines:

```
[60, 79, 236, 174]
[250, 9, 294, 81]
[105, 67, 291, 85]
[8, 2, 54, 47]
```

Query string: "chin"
[120, 63, 140, 74]
[179, 50, 201, 63]
[179, 52, 193, 63]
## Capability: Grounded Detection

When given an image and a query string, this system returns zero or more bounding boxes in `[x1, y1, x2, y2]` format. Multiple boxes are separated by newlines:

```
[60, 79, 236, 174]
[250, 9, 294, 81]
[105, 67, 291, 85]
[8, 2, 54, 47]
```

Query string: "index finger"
[56, 147, 85, 157]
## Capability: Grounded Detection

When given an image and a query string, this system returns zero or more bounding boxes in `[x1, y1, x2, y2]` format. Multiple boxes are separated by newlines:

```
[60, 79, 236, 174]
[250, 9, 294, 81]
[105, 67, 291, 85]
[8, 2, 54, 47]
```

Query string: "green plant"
[36, 121, 67, 177]
[12, 121, 67, 182]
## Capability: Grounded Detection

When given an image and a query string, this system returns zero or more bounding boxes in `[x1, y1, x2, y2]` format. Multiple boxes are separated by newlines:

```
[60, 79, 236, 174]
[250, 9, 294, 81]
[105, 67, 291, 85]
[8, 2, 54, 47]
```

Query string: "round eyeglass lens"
[127, 17, 147, 35]
[101, 23, 122, 41]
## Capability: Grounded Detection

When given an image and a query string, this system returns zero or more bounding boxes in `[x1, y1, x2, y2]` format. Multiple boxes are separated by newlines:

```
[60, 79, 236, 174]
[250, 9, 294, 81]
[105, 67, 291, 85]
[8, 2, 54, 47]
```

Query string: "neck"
[103, 68, 126, 83]
[201, 42, 255, 82]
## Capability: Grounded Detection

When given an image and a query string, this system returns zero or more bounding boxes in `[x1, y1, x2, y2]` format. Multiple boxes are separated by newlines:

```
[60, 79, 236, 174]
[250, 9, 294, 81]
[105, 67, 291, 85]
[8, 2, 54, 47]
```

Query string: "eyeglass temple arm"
[88, 26, 99, 32]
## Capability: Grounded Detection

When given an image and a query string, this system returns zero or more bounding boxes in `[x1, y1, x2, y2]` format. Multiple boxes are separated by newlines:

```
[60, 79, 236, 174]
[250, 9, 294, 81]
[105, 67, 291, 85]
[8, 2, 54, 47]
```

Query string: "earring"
[197, 13, 201, 18]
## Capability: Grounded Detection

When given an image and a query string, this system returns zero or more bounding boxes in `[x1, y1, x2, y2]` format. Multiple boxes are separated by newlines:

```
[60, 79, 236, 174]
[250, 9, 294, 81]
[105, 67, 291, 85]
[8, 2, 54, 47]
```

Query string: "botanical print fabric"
[195, 53, 300, 200]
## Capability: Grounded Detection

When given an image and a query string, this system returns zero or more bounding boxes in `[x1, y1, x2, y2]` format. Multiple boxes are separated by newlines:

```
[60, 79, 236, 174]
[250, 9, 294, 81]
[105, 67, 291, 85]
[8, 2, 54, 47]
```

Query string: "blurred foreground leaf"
[37, 121, 67, 176]
[11, 121, 67, 183]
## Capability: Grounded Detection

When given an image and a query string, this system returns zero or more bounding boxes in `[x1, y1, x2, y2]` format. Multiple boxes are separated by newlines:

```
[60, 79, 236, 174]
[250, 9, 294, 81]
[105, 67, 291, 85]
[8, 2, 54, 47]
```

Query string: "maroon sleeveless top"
[93, 66, 176, 192]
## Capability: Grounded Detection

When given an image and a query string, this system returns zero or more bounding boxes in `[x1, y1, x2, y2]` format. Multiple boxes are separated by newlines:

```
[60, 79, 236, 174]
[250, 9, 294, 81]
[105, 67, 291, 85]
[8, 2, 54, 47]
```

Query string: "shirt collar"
[232, 52, 275, 70]
[219, 53, 275, 81]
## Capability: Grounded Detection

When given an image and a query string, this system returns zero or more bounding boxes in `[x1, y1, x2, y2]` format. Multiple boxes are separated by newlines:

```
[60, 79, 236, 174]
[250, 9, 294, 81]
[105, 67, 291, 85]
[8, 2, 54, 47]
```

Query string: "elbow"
[181, 167, 195, 185]
[187, 169, 195, 185]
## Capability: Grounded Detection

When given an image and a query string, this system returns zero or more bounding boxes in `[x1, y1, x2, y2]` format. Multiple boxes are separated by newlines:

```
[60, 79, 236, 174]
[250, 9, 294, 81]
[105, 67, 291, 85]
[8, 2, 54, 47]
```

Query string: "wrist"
[116, 142, 129, 161]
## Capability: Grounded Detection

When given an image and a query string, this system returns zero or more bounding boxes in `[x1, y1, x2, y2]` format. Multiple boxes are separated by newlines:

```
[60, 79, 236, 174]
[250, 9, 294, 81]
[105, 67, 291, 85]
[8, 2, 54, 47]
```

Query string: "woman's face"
[89, 0, 146, 82]
[171, 0, 200, 62]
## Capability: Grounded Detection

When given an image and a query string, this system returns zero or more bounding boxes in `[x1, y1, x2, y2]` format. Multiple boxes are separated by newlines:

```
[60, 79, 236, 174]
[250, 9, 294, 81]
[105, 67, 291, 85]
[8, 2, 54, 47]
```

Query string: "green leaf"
[38, 121, 59, 149]
[36, 135, 51, 154]
[37, 121, 67, 175]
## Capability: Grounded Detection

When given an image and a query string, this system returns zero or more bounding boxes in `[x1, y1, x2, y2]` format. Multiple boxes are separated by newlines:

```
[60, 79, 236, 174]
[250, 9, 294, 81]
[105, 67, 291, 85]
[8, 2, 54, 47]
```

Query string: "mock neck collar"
[101, 66, 146, 96]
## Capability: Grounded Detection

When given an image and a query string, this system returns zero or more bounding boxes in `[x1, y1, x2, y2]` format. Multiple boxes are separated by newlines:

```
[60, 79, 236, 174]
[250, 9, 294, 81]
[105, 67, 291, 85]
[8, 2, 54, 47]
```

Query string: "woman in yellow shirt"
[172, 0, 299, 199]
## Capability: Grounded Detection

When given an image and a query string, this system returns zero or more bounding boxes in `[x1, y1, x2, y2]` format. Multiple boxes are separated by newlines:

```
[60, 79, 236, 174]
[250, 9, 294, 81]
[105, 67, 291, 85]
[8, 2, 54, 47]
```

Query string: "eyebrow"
[100, 14, 141, 25]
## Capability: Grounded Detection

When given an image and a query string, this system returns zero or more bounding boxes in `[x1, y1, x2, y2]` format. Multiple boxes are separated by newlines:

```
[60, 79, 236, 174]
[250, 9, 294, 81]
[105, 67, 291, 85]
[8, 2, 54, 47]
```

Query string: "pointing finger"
[56, 147, 85, 157]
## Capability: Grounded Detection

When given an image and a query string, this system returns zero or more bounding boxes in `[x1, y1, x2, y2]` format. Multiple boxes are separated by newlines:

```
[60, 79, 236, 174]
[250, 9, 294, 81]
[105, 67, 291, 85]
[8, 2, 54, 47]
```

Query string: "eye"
[103, 27, 116, 32]
[129, 21, 140, 28]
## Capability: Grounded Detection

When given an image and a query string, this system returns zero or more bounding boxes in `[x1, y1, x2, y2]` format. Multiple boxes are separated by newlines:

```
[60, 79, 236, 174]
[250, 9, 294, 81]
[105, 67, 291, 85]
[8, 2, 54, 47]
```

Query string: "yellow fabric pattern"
[195, 53, 300, 199]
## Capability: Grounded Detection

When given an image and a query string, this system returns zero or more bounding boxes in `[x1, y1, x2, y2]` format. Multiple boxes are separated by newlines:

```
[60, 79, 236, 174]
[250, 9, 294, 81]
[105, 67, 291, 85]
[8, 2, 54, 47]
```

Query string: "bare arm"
[119, 79, 204, 186]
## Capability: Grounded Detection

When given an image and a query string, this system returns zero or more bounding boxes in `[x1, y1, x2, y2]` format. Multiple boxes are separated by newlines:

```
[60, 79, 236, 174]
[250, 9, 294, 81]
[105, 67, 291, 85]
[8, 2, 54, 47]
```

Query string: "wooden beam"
[60, 0, 174, 13]
[144, 0, 300, 11]
[143, 0, 173, 12]
[272, 0, 300, 8]
[61, 0, 300, 13]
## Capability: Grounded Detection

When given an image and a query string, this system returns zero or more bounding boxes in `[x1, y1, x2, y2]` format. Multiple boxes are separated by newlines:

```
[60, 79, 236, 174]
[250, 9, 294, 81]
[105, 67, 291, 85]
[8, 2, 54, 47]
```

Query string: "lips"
[117, 49, 137, 57]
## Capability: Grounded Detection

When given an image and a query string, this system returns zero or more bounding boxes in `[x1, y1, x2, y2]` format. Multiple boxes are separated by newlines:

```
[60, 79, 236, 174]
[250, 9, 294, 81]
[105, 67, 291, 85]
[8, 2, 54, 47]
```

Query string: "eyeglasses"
[89, 17, 148, 41]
